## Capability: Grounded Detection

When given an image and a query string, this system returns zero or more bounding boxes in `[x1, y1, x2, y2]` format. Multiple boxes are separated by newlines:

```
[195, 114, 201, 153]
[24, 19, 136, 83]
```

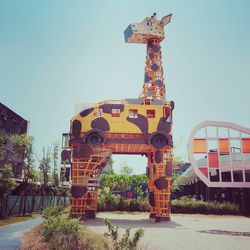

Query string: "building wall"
[180, 181, 250, 215]
[0, 103, 29, 180]
[0, 103, 28, 135]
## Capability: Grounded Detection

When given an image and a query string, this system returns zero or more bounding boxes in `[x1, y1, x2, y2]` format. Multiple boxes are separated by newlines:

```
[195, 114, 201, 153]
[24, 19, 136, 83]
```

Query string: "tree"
[114, 174, 132, 207]
[171, 153, 190, 196]
[39, 147, 51, 210]
[120, 161, 133, 175]
[52, 142, 59, 187]
[100, 173, 116, 192]
[0, 164, 16, 217]
[130, 175, 148, 198]
[10, 134, 35, 215]
[103, 157, 114, 174]
[33, 168, 42, 182]
[39, 147, 51, 186]
[0, 164, 16, 197]
[171, 175, 189, 194]
[0, 135, 8, 162]
[10, 134, 35, 181]
[108, 157, 114, 168]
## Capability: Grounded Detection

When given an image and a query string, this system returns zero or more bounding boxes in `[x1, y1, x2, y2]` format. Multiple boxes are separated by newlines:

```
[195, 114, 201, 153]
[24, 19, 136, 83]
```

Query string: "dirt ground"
[85, 212, 250, 250]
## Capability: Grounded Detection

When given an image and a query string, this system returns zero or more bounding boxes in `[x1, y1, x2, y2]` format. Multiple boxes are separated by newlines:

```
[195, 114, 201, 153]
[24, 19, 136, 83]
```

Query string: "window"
[111, 109, 120, 117]
[129, 109, 138, 118]
[94, 108, 103, 117]
[147, 110, 155, 118]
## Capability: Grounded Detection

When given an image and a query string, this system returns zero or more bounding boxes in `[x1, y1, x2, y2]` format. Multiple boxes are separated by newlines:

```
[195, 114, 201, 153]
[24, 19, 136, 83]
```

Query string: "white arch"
[187, 121, 250, 188]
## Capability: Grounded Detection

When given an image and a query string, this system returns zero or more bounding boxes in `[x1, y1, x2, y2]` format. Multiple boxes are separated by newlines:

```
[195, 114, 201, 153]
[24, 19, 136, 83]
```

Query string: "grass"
[0, 214, 41, 227]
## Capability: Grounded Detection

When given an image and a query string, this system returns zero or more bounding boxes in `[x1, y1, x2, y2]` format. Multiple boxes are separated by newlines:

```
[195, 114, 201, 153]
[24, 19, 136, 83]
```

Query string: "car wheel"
[86, 132, 103, 146]
[151, 134, 167, 148]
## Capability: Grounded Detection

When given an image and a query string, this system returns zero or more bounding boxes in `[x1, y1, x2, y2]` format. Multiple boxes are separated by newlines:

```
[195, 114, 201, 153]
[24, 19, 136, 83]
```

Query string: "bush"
[98, 188, 149, 212]
[104, 218, 144, 250]
[41, 214, 80, 250]
[129, 198, 149, 212]
[171, 196, 240, 215]
[22, 220, 108, 250]
[98, 188, 120, 211]
[42, 205, 68, 219]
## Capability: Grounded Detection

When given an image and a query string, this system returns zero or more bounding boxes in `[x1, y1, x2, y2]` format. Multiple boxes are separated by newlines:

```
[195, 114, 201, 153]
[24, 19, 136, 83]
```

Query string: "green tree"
[130, 175, 148, 198]
[52, 142, 59, 187]
[171, 175, 189, 194]
[33, 168, 42, 182]
[39, 147, 51, 186]
[100, 173, 116, 192]
[114, 174, 132, 208]
[103, 157, 114, 174]
[0, 164, 16, 197]
[0, 135, 8, 162]
[120, 161, 133, 175]
[171, 152, 190, 194]
[10, 134, 35, 181]
[0, 164, 16, 217]
[10, 134, 35, 215]
[39, 147, 52, 210]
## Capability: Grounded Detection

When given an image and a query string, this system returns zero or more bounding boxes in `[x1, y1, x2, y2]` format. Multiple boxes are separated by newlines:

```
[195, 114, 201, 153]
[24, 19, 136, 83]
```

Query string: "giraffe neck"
[140, 39, 166, 102]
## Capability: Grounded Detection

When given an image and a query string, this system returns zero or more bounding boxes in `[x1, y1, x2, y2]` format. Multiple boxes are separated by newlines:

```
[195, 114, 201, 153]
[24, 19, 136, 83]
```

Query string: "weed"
[104, 218, 144, 250]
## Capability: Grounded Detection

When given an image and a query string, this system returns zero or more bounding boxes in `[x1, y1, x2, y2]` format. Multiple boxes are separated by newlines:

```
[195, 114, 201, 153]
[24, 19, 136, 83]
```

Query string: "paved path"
[85, 212, 250, 250]
[0, 217, 44, 250]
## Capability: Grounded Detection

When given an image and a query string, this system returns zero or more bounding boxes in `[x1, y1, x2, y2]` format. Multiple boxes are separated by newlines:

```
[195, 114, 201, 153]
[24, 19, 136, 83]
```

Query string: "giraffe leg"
[70, 145, 112, 220]
[147, 152, 156, 218]
[85, 185, 98, 219]
[152, 148, 172, 222]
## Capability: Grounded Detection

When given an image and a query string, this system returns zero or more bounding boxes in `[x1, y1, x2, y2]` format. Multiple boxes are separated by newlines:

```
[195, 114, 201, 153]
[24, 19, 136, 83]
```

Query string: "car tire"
[86, 132, 103, 146]
[151, 134, 167, 149]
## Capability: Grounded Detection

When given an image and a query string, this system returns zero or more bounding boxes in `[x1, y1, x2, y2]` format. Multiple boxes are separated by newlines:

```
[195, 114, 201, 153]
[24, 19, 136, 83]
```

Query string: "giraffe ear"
[160, 14, 172, 26]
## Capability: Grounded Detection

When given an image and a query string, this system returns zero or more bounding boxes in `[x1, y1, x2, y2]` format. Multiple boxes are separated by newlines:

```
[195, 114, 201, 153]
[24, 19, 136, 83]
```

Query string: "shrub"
[22, 221, 108, 250]
[171, 196, 240, 215]
[129, 198, 149, 212]
[98, 188, 149, 212]
[104, 218, 144, 250]
[42, 205, 68, 219]
[41, 214, 80, 250]
[98, 188, 120, 211]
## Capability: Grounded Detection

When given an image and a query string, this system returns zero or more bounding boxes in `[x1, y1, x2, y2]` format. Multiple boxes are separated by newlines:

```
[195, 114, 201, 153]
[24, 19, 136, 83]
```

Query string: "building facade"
[0, 103, 29, 180]
[182, 121, 250, 214]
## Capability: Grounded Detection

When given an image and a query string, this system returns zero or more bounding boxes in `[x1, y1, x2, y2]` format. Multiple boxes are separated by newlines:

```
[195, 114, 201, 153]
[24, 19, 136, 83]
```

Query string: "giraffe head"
[124, 13, 172, 44]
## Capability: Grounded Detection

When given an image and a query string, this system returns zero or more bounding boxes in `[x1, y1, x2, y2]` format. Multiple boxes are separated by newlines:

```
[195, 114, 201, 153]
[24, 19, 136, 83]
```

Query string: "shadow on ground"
[85, 217, 183, 229]
[197, 229, 250, 237]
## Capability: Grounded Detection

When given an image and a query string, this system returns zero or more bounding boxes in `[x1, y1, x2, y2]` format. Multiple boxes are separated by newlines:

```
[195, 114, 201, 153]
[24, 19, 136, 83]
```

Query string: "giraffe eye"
[146, 20, 152, 27]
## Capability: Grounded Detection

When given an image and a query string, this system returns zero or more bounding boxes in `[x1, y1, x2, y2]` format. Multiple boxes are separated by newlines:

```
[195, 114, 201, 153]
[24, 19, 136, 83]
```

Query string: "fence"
[0, 194, 69, 217]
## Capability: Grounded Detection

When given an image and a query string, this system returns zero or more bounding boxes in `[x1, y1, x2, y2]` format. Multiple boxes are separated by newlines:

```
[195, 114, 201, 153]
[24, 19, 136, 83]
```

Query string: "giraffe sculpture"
[62, 13, 174, 222]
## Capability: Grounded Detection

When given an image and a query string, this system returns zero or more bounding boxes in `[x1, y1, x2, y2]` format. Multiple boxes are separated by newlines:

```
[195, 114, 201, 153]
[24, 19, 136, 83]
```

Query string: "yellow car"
[69, 98, 174, 154]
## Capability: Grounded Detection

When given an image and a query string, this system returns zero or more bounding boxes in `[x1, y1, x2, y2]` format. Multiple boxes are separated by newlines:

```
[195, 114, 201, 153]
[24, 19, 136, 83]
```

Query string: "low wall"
[0, 194, 69, 217]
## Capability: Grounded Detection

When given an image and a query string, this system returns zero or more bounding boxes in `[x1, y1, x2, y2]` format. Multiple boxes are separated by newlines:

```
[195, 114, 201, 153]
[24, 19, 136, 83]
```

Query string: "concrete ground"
[85, 212, 250, 250]
[0, 217, 43, 250]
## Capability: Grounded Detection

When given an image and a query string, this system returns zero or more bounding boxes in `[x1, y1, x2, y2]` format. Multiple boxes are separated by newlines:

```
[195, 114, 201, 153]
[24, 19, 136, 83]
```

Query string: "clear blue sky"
[1, 0, 250, 174]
